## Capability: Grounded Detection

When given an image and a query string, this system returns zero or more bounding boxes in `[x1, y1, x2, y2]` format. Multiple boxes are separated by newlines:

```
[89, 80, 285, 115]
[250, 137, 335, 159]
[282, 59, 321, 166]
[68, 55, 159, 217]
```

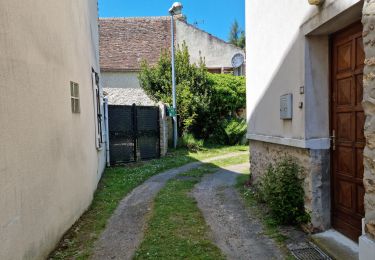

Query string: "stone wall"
[250, 140, 330, 231]
[362, 0, 375, 238]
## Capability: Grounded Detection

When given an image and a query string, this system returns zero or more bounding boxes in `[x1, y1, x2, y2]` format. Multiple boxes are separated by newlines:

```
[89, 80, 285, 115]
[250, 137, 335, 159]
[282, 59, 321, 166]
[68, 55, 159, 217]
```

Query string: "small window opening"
[70, 81, 80, 113]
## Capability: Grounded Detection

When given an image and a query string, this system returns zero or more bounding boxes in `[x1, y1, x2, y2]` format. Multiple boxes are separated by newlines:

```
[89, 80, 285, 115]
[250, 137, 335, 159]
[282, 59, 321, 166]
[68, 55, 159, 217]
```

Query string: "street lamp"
[169, 2, 183, 148]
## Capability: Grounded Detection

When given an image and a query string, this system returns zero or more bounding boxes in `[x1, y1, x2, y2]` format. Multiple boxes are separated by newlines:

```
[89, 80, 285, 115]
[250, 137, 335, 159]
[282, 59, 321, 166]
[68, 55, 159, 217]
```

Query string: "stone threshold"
[311, 229, 358, 260]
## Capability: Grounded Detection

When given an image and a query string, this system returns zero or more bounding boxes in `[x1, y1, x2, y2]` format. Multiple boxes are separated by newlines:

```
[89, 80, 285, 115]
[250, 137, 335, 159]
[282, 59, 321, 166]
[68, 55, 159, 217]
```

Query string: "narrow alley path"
[91, 152, 247, 260]
[193, 164, 283, 260]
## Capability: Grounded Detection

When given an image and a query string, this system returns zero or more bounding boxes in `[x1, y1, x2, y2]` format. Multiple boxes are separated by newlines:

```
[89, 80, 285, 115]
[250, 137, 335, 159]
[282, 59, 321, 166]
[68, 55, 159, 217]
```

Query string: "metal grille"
[108, 104, 160, 165]
[288, 243, 332, 260]
[108, 105, 136, 164]
[136, 106, 160, 160]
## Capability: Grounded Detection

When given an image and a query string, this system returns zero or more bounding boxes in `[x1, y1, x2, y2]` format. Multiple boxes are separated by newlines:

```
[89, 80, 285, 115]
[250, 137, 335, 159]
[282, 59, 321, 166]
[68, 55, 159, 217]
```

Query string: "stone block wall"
[362, 0, 375, 239]
[250, 140, 330, 231]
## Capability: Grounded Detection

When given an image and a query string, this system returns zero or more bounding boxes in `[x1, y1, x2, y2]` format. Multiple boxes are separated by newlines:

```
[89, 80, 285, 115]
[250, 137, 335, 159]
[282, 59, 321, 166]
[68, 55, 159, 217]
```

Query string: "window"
[70, 81, 80, 113]
[92, 70, 103, 149]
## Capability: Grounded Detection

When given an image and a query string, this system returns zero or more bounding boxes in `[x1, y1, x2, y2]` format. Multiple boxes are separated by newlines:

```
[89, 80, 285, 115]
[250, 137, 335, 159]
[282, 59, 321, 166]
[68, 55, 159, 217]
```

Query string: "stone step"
[311, 229, 359, 260]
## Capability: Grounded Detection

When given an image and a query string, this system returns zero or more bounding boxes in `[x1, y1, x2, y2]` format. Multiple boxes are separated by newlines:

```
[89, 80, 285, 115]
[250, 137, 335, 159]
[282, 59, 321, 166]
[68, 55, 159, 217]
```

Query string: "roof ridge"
[99, 16, 170, 20]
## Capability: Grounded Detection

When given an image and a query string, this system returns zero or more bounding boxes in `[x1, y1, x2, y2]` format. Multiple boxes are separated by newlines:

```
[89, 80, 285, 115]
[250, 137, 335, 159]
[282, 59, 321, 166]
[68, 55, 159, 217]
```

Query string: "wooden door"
[331, 21, 365, 241]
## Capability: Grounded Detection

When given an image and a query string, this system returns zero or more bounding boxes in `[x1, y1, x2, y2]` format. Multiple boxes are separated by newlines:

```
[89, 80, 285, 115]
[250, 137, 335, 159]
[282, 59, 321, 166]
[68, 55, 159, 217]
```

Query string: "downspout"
[104, 97, 110, 167]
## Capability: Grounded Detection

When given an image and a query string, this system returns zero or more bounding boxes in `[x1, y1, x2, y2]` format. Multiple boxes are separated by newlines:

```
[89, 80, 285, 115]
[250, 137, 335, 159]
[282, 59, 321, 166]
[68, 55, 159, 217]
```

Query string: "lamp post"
[169, 2, 183, 148]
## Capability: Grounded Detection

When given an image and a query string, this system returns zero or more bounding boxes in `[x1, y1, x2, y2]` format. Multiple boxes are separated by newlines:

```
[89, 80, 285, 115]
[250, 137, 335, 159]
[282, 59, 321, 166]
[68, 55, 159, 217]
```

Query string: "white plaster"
[175, 20, 245, 69]
[246, 0, 362, 145]
[359, 235, 375, 260]
[102, 72, 140, 89]
[247, 133, 330, 149]
[0, 1, 106, 259]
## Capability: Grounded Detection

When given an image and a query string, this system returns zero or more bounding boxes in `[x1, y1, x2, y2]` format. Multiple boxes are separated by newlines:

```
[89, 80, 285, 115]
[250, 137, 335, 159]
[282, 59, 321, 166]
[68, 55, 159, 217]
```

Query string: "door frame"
[329, 20, 364, 241]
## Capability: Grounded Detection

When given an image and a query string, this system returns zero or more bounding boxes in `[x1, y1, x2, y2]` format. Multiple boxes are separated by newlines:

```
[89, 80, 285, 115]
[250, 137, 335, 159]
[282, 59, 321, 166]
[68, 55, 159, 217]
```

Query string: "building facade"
[246, 0, 375, 257]
[99, 16, 245, 106]
[0, 1, 106, 259]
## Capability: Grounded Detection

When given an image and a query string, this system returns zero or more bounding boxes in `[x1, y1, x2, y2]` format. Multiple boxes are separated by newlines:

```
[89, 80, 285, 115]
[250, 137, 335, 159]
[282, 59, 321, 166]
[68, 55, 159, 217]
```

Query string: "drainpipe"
[104, 97, 110, 167]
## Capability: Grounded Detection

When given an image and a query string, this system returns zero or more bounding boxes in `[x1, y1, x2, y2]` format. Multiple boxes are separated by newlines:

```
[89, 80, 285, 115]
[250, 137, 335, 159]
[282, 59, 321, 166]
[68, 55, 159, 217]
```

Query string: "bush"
[210, 118, 247, 145]
[256, 158, 310, 225]
[138, 43, 245, 141]
[178, 133, 204, 152]
[224, 118, 247, 145]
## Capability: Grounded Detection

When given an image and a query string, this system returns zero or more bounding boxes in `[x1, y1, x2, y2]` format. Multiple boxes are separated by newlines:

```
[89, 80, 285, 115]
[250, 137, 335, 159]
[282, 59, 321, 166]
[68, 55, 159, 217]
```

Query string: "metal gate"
[108, 104, 160, 165]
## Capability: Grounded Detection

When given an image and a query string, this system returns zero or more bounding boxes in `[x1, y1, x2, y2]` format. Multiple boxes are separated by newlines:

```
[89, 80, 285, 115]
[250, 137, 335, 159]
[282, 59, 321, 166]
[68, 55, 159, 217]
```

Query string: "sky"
[98, 0, 245, 42]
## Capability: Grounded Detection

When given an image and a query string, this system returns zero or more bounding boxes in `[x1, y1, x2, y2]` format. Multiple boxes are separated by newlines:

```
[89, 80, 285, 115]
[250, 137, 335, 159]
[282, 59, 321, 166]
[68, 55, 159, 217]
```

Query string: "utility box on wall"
[280, 94, 293, 120]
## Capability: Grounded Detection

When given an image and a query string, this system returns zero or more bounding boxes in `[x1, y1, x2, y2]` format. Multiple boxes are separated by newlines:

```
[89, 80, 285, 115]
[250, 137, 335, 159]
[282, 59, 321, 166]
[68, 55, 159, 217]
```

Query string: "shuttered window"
[70, 81, 80, 113]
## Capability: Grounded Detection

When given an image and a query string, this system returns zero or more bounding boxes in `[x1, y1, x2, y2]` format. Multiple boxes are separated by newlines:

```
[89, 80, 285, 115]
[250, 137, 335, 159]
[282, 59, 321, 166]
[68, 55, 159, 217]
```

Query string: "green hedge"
[138, 43, 246, 144]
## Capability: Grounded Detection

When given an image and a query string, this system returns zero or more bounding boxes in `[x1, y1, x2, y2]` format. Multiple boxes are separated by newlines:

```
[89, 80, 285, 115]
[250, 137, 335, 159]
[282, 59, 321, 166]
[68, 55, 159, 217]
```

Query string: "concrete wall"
[0, 1, 106, 259]
[175, 20, 245, 69]
[246, 0, 365, 237]
[102, 71, 140, 89]
[246, 0, 362, 149]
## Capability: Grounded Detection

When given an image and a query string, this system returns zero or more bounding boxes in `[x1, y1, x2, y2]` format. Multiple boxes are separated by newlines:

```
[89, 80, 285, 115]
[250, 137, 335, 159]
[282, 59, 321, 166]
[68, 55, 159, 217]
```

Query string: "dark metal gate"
[108, 104, 160, 165]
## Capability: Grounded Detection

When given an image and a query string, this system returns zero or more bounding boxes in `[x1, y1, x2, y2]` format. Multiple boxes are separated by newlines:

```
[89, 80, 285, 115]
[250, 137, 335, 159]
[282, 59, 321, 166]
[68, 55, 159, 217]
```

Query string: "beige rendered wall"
[246, 0, 362, 149]
[102, 71, 141, 89]
[175, 20, 245, 69]
[0, 1, 106, 259]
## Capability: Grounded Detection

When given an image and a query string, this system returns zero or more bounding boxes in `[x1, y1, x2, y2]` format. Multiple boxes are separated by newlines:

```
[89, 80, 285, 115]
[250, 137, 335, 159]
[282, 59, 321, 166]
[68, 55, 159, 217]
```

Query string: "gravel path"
[192, 163, 284, 260]
[91, 152, 247, 260]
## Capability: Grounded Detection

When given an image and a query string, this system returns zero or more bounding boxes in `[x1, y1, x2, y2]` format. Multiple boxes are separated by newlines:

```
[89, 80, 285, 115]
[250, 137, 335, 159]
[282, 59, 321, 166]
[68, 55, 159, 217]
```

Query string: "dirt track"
[192, 163, 283, 260]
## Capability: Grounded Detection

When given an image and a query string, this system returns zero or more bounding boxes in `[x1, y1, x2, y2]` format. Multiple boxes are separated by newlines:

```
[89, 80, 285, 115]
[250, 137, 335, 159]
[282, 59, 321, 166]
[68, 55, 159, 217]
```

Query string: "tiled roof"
[103, 88, 156, 106]
[99, 17, 171, 72]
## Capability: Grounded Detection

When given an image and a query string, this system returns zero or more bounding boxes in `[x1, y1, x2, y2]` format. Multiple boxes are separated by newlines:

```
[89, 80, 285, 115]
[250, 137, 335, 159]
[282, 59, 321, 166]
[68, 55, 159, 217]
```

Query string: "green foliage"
[135, 167, 224, 260]
[224, 118, 247, 145]
[138, 43, 246, 142]
[178, 133, 204, 152]
[210, 118, 247, 145]
[49, 146, 247, 259]
[256, 158, 310, 225]
[229, 20, 245, 49]
[138, 43, 210, 135]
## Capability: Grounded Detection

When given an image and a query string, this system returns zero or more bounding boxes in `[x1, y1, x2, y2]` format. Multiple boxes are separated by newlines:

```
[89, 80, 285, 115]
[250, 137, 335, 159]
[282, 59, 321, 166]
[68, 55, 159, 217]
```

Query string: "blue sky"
[98, 0, 245, 42]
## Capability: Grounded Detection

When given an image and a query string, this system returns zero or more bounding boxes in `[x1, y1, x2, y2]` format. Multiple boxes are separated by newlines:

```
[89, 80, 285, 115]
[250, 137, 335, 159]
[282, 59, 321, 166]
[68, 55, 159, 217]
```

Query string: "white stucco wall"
[175, 20, 245, 69]
[0, 1, 105, 259]
[102, 71, 140, 89]
[101, 72, 155, 106]
[246, 0, 363, 149]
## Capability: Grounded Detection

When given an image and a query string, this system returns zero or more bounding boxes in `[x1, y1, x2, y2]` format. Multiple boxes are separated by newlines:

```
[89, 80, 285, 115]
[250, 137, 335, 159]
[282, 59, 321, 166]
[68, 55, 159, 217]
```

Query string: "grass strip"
[236, 171, 295, 259]
[135, 154, 249, 259]
[49, 145, 247, 259]
[134, 165, 224, 260]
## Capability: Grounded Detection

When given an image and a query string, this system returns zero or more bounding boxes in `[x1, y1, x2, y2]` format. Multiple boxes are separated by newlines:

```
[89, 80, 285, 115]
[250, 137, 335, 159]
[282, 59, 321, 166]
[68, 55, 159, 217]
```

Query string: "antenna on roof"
[193, 20, 204, 27]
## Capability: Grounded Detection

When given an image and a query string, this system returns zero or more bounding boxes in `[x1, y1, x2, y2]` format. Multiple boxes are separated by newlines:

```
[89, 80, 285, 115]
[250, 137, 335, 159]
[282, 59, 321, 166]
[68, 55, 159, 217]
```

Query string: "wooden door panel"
[337, 42, 352, 71]
[337, 78, 353, 105]
[331, 21, 364, 241]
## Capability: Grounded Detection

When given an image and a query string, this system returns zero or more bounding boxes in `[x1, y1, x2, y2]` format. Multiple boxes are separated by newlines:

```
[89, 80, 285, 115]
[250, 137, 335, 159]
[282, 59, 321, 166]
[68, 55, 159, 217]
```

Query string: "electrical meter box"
[280, 94, 293, 120]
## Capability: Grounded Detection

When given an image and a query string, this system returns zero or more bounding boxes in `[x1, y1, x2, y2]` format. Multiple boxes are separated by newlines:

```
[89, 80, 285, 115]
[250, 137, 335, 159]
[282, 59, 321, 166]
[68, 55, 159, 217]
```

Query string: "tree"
[138, 43, 246, 140]
[138, 43, 210, 135]
[228, 20, 245, 49]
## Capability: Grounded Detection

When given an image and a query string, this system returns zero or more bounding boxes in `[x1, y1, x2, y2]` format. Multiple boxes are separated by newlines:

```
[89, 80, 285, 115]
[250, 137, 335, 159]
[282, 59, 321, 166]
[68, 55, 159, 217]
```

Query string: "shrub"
[256, 158, 310, 225]
[138, 43, 246, 141]
[210, 118, 247, 145]
[178, 133, 204, 152]
[224, 118, 247, 145]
